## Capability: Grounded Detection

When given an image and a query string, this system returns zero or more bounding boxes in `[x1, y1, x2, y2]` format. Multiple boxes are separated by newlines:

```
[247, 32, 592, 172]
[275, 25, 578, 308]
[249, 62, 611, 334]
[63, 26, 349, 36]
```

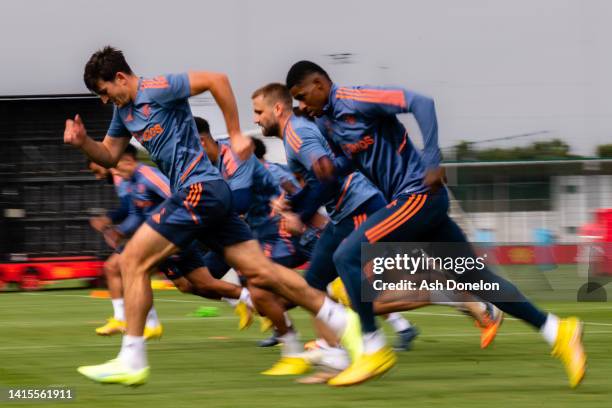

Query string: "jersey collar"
[323, 83, 339, 115]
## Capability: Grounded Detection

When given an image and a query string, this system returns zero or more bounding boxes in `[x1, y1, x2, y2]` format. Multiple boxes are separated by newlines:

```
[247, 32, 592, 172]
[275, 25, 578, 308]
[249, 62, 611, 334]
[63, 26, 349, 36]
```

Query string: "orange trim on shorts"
[365, 194, 427, 243]
[353, 213, 367, 230]
[182, 184, 202, 225]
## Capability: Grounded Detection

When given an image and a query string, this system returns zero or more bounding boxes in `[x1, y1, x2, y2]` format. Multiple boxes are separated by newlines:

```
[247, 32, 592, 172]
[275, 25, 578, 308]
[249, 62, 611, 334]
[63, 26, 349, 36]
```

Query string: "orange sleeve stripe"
[140, 76, 169, 89]
[285, 124, 303, 153]
[366, 195, 427, 243]
[139, 166, 171, 197]
[335, 173, 354, 211]
[180, 151, 204, 183]
[286, 133, 300, 153]
[287, 124, 303, 144]
[336, 88, 406, 108]
[336, 92, 406, 108]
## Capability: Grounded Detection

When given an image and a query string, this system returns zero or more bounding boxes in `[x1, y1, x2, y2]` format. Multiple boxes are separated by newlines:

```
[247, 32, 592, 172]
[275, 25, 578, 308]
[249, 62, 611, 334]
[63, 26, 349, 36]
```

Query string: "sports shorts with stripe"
[145, 179, 253, 253]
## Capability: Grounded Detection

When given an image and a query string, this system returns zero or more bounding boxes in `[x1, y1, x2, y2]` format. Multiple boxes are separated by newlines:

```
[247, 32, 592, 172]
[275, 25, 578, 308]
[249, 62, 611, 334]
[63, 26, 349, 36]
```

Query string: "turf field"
[1, 285, 611, 408]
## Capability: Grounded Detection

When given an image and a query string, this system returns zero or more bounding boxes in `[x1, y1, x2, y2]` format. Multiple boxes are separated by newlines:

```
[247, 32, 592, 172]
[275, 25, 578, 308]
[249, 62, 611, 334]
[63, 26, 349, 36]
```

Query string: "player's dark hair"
[251, 83, 292, 109]
[84, 46, 133, 93]
[122, 143, 138, 160]
[286, 61, 331, 89]
[194, 116, 210, 135]
[252, 137, 267, 159]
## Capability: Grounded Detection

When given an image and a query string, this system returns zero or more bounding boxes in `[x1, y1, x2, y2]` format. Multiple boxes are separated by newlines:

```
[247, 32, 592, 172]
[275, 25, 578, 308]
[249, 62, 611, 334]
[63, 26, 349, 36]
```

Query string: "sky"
[1, 0, 611, 155]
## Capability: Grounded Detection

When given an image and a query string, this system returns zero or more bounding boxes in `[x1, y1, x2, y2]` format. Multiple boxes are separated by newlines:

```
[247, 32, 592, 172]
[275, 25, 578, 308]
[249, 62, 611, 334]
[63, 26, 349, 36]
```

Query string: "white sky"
[1, 0, 611, 155]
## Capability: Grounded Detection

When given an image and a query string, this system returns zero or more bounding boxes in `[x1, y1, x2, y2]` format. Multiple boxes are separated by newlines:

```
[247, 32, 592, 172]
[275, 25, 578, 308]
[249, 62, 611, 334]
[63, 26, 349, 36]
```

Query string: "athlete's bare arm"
[188, 71, 252, 159]
[64, 114, 130, 168]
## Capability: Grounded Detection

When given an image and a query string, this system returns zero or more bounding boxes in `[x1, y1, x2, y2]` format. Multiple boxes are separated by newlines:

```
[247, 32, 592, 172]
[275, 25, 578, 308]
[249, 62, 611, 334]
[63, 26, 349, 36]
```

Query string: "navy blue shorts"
[199, 235, 311, 281]
[160, 242, 208, 280]
[146, 180, 253, 253]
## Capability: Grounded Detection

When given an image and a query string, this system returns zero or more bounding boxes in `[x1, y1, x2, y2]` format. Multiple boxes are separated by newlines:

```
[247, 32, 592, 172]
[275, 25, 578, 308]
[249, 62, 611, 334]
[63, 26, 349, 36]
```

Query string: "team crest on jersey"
[125, 108, 134, 122]
[138, 183, 146, 193]
[343, 115, 356, 125]
[141, 104, 151, 118]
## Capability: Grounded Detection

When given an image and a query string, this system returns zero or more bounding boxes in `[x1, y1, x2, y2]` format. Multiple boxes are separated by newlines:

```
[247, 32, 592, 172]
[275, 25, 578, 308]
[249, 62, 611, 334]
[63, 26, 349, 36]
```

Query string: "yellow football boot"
[552, 317, 586, 388]
[327, 346, 396, 387]
[261, 356, 311, 376]
[95, 317, 126, 336]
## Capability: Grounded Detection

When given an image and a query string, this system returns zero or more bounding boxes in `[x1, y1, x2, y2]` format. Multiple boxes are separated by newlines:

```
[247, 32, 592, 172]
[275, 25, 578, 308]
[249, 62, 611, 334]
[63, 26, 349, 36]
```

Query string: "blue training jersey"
[216, 139, 297, 259]
[107, 175, 133, 224]
[106, 73, 221, 192]
[116, 164, 171, 236]
[316, 83, 442, 201]
[263, 161, 301, 193]
[283, 114, 380, 224]
[215, 138, 280, 228]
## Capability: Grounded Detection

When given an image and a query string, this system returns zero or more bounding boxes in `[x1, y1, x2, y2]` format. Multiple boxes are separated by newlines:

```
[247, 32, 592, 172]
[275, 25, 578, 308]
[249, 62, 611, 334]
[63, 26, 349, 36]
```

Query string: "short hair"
[251, 83, 292, 108]
[252, 137, 267, 159]
[286, 61, 330, 90]
[83, 46, 133, 93]
[194, 116, 210, 135]
[121, 143, 138, 160]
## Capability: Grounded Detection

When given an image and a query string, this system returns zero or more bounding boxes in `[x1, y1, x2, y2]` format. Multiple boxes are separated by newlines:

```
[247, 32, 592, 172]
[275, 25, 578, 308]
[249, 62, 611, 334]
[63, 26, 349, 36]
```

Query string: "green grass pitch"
[1, 284, 611, 407]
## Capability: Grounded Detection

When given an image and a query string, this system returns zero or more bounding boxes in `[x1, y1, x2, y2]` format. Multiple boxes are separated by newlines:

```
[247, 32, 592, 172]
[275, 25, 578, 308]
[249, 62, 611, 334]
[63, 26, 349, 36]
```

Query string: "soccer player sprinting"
[111, 145, 253, 317]
[196, 117, 315, 373]
[251, 83, 502, 377]
[88, 146, 164, 339]
[284, 61, 586, 388]
[64, 47, 362, 386]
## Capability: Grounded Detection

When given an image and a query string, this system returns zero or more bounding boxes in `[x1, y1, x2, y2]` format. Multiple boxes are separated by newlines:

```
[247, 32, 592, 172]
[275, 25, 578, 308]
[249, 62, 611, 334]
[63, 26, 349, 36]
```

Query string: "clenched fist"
[64, 114, 88, 147]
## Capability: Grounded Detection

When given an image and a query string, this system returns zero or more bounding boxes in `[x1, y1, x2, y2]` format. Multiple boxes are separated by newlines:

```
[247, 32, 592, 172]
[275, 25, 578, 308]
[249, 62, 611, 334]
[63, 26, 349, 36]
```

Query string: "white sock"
[118, 335, 147, 370]
[222, 297, 239, 307]
[284, 312, 293, 327]
[111, 298, 125, 321]
[145, 307, 159, 328]
[386, 313, 411, 333]
[315, 338, 330, 349]
[318, 346, 350, 371]
[315, 297, 347, 335]
[239, 288, 254, 309]
[279, 331, 302, 356]
[363, 330, 386, 354]
[540, 314, 560, 347]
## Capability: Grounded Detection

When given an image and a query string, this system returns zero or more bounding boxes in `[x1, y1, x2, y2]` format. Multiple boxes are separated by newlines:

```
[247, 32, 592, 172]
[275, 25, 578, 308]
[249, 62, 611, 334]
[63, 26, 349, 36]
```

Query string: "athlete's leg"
[95, 253, 127, 336]
[105, 253, 123, 299]
[223, 240, 326, 313]
[248, 282, 291, 335]
[427, 213, 549, 328]
[185, 267, 242, 300]
[119, 223, 178, 338]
